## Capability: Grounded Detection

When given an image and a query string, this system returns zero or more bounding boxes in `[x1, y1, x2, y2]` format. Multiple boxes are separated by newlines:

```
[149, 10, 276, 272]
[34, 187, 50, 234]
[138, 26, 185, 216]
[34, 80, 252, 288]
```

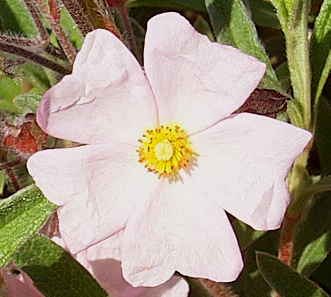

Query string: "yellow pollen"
[137, 124, 193, 179]
[154, 140, 174, 161]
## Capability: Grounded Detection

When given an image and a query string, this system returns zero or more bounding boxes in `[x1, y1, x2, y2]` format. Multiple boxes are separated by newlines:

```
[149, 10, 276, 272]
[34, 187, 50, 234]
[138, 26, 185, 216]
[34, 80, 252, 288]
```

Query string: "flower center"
[137, 125, 193, 179]
[154, 140, 174, 161]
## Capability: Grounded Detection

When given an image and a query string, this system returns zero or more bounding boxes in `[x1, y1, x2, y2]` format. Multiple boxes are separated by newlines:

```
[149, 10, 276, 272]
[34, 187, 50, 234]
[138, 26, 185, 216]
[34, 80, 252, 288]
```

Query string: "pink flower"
[2, 270, 44, 297]
[74, 233, 189, 297]
[27, 12, 311, 287]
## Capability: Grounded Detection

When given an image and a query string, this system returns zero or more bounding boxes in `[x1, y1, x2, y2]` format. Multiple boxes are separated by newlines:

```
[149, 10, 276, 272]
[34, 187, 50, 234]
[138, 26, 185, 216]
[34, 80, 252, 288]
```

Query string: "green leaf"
[231, 230, 280, 297]
[13, 93, 42, 114]
[0, 76, 21, 113]
[17, 63, 52, 93]
[303, 175, 331, 197]
[248, 0, 280, 28]
[311, 0, 331, 107]
[269, 0, 311, 129]
[231, 219, 265, 251]
[205, 0, 280, 90]
[60, 5, 84, 50]
[0, 0, 38, 37]
[13, 235, 109, 297]
[315, 97, 331, 176]
[194, 16, 215, 41]
[0, 185, 57, 268]
[127, 0, 207, 13]
[128, 0, 280, 29]
[0, 171, 7, 196]
[257, 252, 330, 297]
[293, 191, 331, 276]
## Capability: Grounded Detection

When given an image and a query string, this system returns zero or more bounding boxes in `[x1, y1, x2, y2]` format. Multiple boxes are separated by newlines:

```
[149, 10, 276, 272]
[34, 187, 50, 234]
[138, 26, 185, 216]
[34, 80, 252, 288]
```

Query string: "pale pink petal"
[37, 29, 158, 145]
[121, 175, 243, 287]
[76, 234, 189, 297]
[140, 276, 189, 297]
[3, 272, 44, 297]
[189, 113, 312, 230]
[144, 12, 266, 134]
[83, 230, 124, 262]
[27, 144, 157, 253]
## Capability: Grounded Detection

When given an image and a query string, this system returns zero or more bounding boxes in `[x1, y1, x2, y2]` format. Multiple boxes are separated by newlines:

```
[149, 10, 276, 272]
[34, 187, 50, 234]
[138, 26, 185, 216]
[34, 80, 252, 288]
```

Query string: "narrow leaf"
[13, 235, 109, 297]
[315, 97, 331, 176]
[248, 0, 280, 28]
[304, 175, 331, 197]
[311, 0, 331, 106]
[0, 185, 57, 268]
[0, 0, 38, 37]
[293, 191, 331, 276]
[257, 252, 330, 297]
[297, 232, 329, 276]
[128, 0, 207, 13]
[205, 0, 280, 90]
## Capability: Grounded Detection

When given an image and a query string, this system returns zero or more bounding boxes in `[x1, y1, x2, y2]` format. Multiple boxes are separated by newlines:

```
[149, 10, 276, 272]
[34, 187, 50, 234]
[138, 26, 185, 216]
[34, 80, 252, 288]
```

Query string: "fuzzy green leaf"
[303, 175, 331, 197]
[315, 97, 331, 176]
[60, 5, 84, 50]
[0, 0, 38, 37]
[205, 0, 280, 90]
[13, 93, 42, 114]
[194, 16, 215, 41]
[293, 191, 331, 276]
[248, 0, 280, 28]
[17, 63, 52, 93]
[311, 0, 331, 106]
[13, 235, 109, 297]
[128, 0, 206, 13]
[0, 185, 57, 268]
[231, 230, 280, 297]
[0, 76, 21, 113]
[257, 252, 330, 297]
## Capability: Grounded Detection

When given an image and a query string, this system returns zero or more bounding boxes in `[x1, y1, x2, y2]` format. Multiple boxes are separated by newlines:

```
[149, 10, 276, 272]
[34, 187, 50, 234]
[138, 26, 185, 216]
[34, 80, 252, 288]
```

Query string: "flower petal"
[144, 12, 266, 134]
[190, 113, 312, 230]
[27, 143, 157, 253]
[137, 276, 189, 297]
[3, 272, 44, 297]
[77, 234, 189, 297]
[37, 29, 158, 145]
[121, 175, 243, 287]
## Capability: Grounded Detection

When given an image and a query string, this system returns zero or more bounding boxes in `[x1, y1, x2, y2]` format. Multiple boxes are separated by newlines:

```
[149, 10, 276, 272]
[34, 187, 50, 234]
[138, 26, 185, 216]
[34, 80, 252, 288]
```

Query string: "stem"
[61, 0, 94, 36]
[0, 161, 23, 192]
[199, 279, 238, 297]
[5, 168, 20, 192]
[0, 42, 71, 75]
[23, 0, 49, 44]
[32, 0, 77, 64]
[277, 213, 301, 265]
[270, 0, 312, 276]
[0, 160, 22, 171]
[0, 35, 45, 48]
[283, 1, 312, 130]
[117, 3, 137, 57]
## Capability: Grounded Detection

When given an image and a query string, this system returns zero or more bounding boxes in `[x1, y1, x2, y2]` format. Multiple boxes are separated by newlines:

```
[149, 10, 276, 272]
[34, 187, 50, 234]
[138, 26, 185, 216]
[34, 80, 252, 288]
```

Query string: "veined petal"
[133, 276, 189, 297]
[27, 143, 157, 253]
[37, 29, 158, 145]
[144, 12, 265, 134]
[121, 175, 243, 287]
[190, 113, 312, 230]
[77, 234, 189, 297]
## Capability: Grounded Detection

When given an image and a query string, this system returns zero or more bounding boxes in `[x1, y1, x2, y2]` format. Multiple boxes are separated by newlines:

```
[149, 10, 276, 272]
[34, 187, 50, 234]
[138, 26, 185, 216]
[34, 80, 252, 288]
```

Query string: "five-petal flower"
[27, 12, 311, 287]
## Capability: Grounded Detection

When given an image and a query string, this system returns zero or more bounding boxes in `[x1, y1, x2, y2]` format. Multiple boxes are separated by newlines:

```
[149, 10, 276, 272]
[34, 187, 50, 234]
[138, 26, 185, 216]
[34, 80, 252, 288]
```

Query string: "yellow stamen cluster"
[137, 125, 192, 179]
